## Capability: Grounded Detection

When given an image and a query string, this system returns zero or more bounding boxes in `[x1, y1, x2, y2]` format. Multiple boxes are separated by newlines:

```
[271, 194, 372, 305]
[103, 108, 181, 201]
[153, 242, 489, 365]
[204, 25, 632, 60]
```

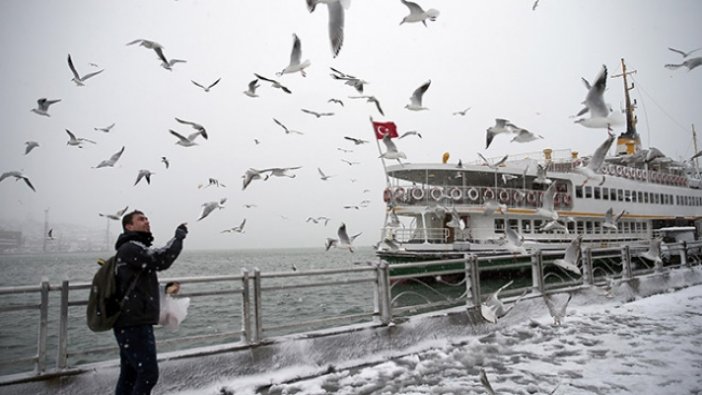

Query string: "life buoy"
[513, 190, 524, 203]
[624, 167, 631, 178]
[527, 191, 537, 205]
[411, 187, 425, 201]
[430, 187, 443, 201]
[467, 187, 479, 201]
[449, 187, 462, 201]
[601, 166, 609, 175]
[498, 189, 510, 203]
[616, 166, 624, 177]
[483, 188, 495, 201]
[393, 187, 405, 200]
[608, 164, 616, 175]
[642, 169, 648, 180]
[383, 188, 392, 202]
[635, 168, 642, 180]
[651, 172, 658, 183]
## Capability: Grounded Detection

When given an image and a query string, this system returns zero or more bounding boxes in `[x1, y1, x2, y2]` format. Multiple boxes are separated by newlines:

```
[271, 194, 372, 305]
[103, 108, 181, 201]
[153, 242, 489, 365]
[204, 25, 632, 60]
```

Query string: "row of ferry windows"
[495, 218, 649, 234]
[575, 185, 702, 206]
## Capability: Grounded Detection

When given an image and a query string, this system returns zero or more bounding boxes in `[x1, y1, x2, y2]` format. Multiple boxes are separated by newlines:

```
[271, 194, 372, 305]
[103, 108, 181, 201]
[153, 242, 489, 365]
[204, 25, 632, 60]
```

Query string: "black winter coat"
[113, 231, 184, 328]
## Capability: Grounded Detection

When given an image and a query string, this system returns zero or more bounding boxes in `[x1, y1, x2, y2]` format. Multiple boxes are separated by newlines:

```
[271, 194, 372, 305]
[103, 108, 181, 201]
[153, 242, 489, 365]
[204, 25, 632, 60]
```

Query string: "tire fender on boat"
[430, 187, 443, 201]
[411, 187, 425, 201]
[449, 187, 462, 201]
[483, 187, 495, 201]
[498, 189, 510, 203]
[467, 187, 480, 202]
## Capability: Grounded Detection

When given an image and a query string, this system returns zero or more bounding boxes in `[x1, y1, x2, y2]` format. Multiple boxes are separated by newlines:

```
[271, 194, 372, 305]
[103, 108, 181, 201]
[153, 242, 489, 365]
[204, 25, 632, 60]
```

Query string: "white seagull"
[640, 237, 663, 264]
[573, 133, 614, 186]
[31, 98, 61, 117]
[94, 123, 115, 133]
[134, 169, 154, 186]
[343, 136, 368, 145]
[175, 118, 208, 139]
[24, 141, 39, 155]
[242, 168, 267, 190]
[665, 57, 702, 71]
[478, 153, 508, 170]
[399, 130, 422, 139]
[405, 80, 431, 111]
[169, 129, 204, 147]
[485, 118, 516, 149]
[273, 118, 304, 135]
[328, 98, 344, 106]
[535, 182, 559, 220]
[0, 171, 36, 192]
[191, 78, 221, 92]
[348, 95, 384, 116]
[533, 164, 552, 185]
[379, 133, 406, 163]
[510, 126, 543, 143]
[503, 228, 528, 255]
[277, 33, 311, 77]
[318, 168, 334, 180]
[480, 280, 527, 323]
[197, 198, 227, 221]
[67, 54, 104, 86]
[65, 129, 96, 148]
[667, 46, 702, 58]
[452, 107, 471, 116]
[541, 219, 569, 234]
[306, 0, 349, 58]
[301, 108, 335, 118]
[254, 73, 292, 94]
[574, 65, 622, 128]
[95, 146, 125, 168]
[243, 79, 260, 97]
[99, 206, 129, 221]
[552, 235, 583, 275]
[326, 223, 362, 252]
[543, 293, 573, 326]
[399, 0, 439, 26]
[602, 207, 627, 231]
[222, 218, 247, 233]
[330, 67, 367, 93]
[262, 167, 302, 178]
[161, 157, 170, 169]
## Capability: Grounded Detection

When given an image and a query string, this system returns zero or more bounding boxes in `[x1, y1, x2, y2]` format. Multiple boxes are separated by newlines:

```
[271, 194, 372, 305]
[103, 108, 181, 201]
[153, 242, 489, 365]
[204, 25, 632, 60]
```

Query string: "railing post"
[621, 245, 632, 280]
[582, 247, 594, 285]
[36, 278, 49, 374]
[681, 241, 689, 267]
[530, 251, 544, 293]
[56, 279, 69, 370]
[252, 268, 262, 344]
[240, 269, 252, 344]
[466, 255, 481, 307]
[376, 262, 392, 325]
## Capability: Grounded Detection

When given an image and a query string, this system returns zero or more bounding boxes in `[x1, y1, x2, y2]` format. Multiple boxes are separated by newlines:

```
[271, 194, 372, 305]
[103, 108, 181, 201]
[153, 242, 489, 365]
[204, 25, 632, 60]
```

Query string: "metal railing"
[1, 240, 701, 382]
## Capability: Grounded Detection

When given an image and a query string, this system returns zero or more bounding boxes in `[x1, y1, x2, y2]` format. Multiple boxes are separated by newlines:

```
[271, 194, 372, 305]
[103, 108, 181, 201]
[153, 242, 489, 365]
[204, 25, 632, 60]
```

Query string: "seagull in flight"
[47, 229, 56, 240]
[67, 54, 104, 86]
[95, 146, 125, 168]
[452, 107, 471, 116]
[379, 133, 406, 163]
[640, 237, 663, 264]
[328, 98, 344, 106]
[65, 129, 96, 148]
[602, 208, 627, 231]
[405, 80, 431, 111]
[399, 0, 439, 26]
[477, 153, 508, 170]
[510, 126, 543, 143]
[31, 98, 61, 117]
[480, 280, 527, 323]
[326, 223, 361, 252]
[198, 178, 226, 188]
[330, 67, 367, 93]
[243, 79, 260, 97]
[535, 182, 559, 220]
[344, 136, 368, 145]
[254, 73, 292, 94]
[665, 57, 702, 71]
[273, 118, 304, 135]
[348, 95, 384, 116]
[161, 156, 170, 169]
[24, 141, 39, 155]
[175, 117, 208, 139]
[534, 164, 552, 185]
[197, 198, 227, 221]
[134, 170, 154, 186]
[341, 159, 360, 166]
[222, 218, 246, 233]
[242, 168, 267, 190]
[99, 206, 129, 221]
[574, 65, 622, 128]
[573, 133, 614, 186]
[552, 235, 583, 275]
[486, 118, 516, 149]
[479, 369, 497, 395]
[306, 0, 349, 58]
[502, 228, 528, 255]
[543, 293, 573, 326]
[94, 123, 115, 133]
[191, 78, 221, 92]
[668, 46, 702, 58]
[399, 130, 422, 139]
[0, 171, 36, 192]
[277, 33, 310, 77]
[156, 50, 186, 71]
[169, 129, 204, 147]
[318, 168, 334, 180]
[262, 166, 302, 178]
[301, 108, 335, 118]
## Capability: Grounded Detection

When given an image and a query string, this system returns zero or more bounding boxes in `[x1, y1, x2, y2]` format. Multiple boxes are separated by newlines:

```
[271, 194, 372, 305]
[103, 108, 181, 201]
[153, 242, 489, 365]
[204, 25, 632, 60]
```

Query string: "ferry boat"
[375, 60, 702, 263]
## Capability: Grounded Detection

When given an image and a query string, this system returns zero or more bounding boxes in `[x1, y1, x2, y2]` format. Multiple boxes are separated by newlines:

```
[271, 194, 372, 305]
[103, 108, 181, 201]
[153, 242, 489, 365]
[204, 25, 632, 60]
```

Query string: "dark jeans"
[113, 324, 159, 395]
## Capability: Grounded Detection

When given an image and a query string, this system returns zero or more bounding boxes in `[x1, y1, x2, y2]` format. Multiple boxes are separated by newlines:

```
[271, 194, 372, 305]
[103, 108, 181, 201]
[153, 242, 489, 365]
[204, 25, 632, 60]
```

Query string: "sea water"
[0, 247, 381, 375]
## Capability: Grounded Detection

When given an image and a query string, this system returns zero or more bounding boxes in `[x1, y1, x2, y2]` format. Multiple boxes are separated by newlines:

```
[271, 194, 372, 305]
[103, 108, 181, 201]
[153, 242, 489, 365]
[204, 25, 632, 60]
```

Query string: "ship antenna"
[693, 123, 700, 176]
[611, 58, 640, 154]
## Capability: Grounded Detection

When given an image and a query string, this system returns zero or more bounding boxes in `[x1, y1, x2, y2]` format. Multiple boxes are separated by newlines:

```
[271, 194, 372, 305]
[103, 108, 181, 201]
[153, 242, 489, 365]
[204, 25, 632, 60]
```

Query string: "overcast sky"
[1, 0, 700, 250]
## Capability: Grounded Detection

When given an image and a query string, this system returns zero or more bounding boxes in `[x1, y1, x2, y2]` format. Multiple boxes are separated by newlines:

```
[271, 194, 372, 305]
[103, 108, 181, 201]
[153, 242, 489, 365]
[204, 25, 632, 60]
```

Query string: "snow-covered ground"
[195, 284, 702, 395]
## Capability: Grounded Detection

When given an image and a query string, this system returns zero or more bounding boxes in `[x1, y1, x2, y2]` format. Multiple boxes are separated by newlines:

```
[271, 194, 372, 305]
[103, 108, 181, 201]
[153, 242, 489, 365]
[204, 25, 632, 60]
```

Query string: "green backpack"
[86, 256, 140, 332]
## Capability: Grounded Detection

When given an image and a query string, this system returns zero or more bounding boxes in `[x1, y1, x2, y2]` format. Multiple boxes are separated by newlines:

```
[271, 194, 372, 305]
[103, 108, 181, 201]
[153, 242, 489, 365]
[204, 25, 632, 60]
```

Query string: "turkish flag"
[372, 121, 398, 139]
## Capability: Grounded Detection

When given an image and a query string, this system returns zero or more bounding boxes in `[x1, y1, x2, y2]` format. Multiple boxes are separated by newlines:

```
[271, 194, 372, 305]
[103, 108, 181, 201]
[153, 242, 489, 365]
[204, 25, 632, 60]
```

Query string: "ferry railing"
[1, 242, 702, 382]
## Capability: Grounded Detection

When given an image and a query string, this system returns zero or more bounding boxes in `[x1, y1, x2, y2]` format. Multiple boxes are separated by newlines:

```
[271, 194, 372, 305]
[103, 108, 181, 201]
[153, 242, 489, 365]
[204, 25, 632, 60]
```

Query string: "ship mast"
[611, 58, 640, 155]
[693, 124, 700, 175]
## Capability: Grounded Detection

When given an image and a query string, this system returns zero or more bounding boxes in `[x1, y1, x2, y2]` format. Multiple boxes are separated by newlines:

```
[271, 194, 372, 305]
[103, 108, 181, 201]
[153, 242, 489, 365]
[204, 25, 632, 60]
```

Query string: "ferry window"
[567, 221, 575, 233]
[594, 221, 601, 234]
[494, 218, 505, 234]
[643, 192, 649, 204]
[575, 186, 583, 198]
[602, 187, 609, 200]
[638, 191, 643, 203]
[534, 220, 543, 233]
[631, 191, 637, 203]
[577, 221, 584, 233]
[625, 190, 632, 202]
[585, 186, 592, 199]
[521, 220, 531, 234]
[585, 221, 593, 234]
[594, 187, 601, 199]
[616, 189, 623, 201]
[610, 189, 617, 200]
[508, 219, 519, 231]
[675, 195, 680, 205]
[655, 193, 660, 204]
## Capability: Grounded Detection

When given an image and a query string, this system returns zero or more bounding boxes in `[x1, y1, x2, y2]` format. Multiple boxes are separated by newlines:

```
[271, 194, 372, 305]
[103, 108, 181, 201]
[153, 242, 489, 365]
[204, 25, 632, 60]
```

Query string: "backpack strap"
[118, 270, 141, 309]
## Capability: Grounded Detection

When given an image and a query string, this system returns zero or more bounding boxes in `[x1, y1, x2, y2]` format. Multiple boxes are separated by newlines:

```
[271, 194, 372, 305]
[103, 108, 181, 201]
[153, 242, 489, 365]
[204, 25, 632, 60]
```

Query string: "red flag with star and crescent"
[372, 121, 398, 139]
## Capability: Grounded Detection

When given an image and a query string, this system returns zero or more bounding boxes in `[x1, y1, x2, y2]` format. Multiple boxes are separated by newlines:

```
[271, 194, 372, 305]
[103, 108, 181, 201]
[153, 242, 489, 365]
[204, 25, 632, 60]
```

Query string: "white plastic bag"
[159, 294, 190, 330]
